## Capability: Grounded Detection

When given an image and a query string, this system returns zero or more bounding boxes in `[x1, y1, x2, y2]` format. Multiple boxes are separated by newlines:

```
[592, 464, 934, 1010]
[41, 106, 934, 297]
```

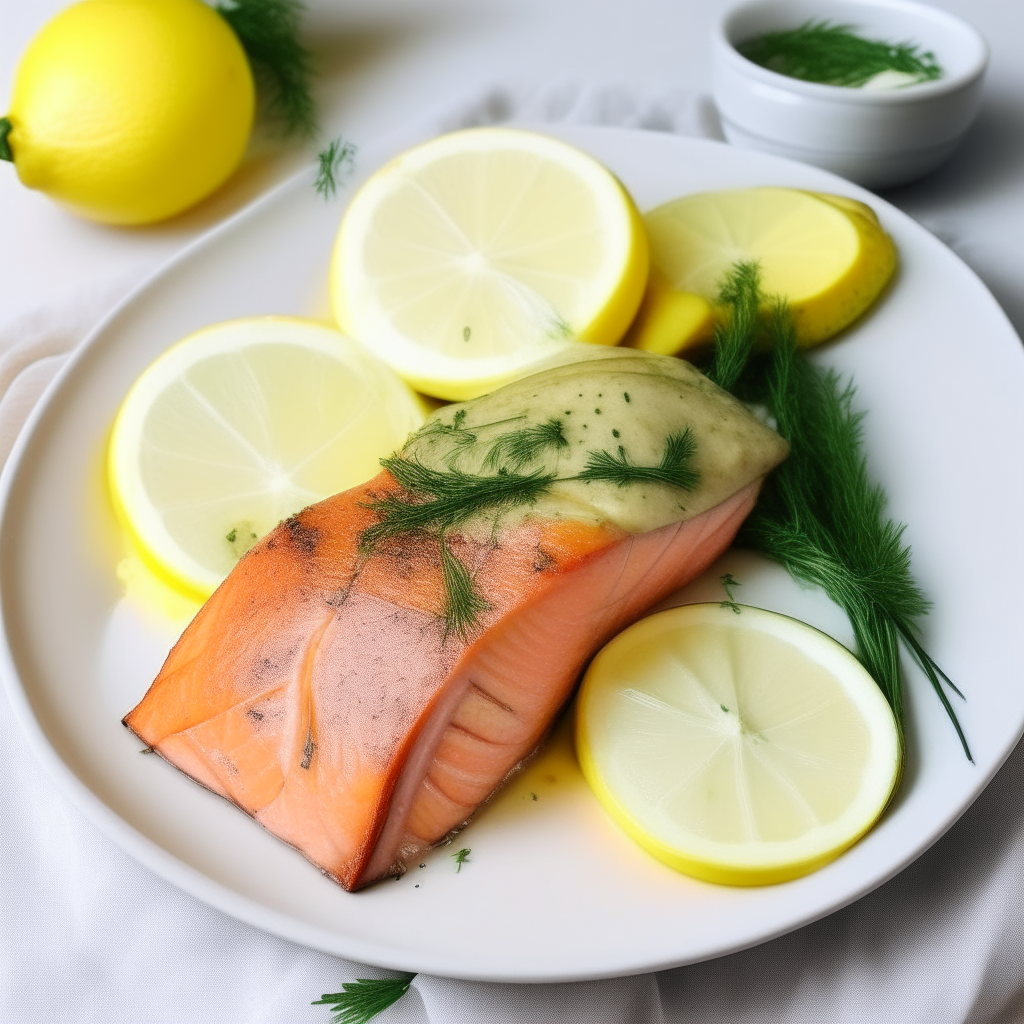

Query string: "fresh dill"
[362, 457, 557, 550]
[316, 136, 358, 199]
[413, 410, 479, 466]
[720, 572, 742, 614]
[312, 976, 415, 1024]
[440, 538, 491, 641]
[713, 262, 969, 758]
[364, 418, 702, 639]
[217, 0, 317, 136]
[577, 429, 699, 491]
[738, 20, 942, 88]
[708, 262, 762, 394]
[452, 847, 471, 871]
[482, 418, 569, 471]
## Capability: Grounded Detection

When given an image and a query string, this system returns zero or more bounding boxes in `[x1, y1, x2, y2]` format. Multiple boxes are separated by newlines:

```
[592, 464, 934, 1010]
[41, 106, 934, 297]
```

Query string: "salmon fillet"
[124, 351, 787, 890]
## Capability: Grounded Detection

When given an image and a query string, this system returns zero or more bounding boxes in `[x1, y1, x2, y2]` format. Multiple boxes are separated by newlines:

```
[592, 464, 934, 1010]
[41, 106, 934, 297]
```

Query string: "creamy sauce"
[403, 348, 789, 535]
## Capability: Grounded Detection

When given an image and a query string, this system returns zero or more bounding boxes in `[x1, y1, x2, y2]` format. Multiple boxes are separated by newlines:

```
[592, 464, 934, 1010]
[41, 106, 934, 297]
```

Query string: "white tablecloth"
[3, 2, 1024, 1020]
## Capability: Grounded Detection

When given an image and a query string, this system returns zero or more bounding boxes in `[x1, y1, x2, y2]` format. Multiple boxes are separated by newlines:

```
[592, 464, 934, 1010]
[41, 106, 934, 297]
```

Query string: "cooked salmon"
[124, 352, 788, 890]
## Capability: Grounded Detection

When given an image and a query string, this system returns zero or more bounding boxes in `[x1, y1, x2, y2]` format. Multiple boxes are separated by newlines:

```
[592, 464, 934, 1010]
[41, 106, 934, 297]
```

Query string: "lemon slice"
[576, 603, 901, 885]
[108, 316, 426, 599]
[330, 127, 649, 401]
[631, 188, 897, 354]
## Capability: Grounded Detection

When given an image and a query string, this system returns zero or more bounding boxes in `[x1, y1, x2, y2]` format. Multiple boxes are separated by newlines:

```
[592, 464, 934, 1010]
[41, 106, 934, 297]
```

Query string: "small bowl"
[712, 0, 988, 188]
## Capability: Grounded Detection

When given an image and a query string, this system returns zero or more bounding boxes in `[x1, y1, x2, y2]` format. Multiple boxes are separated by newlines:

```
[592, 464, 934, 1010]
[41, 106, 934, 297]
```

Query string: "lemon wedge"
[632, 188, 897, 354]
[330, 127, 649, 401]
[576, 603, 901, 885]
[108, 317, 425, 599]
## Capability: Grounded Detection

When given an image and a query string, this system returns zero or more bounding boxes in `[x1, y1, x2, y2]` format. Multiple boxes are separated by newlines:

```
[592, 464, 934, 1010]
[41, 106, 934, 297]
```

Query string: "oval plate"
[3, 125, 1023, 982]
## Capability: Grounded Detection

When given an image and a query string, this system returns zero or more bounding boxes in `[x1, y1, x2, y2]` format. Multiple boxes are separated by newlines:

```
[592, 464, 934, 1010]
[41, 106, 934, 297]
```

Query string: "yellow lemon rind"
[642, 188, 898, 352]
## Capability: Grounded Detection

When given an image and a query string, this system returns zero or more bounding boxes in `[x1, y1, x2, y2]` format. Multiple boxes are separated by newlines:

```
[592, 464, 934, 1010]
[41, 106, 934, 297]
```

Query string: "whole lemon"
[3, 0, 255, 225]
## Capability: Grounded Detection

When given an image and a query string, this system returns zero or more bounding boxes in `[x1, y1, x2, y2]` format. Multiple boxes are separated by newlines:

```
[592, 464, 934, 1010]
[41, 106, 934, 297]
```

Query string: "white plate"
[3, 125, 1023, 983]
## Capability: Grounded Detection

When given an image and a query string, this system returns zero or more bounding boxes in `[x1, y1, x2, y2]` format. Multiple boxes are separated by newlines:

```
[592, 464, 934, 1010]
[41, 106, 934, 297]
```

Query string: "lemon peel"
[636, 187, 897, 354]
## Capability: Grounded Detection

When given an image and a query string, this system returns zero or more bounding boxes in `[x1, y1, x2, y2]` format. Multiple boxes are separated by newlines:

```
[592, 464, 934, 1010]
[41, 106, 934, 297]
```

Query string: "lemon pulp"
[631, 188, 897, 354]
[108, 317, 425, 598]
[330, 127, 649, 401]
[7, 0, 254, 224]
[576, 603, 902, 885]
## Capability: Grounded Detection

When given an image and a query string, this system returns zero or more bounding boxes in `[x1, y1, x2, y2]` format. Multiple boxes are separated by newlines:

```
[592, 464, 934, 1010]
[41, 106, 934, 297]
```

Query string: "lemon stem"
[0, 118, 12, 162]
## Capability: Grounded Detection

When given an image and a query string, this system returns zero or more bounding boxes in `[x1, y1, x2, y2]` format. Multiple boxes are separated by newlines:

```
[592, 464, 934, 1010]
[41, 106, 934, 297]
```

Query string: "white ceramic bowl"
[712, 0, 988, 189]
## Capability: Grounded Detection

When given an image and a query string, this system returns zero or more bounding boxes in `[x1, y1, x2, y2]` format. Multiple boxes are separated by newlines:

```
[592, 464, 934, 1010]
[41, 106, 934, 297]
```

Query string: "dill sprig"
[482, 418, 569, 471]
[720, 572, 742, 614]
[312, 976, 415, 1024]
[217, 0, 317, 136]
[414, 409, 480, 466]
[365, 421, 702, 639]
[708, 262, 762, 394]
[440, 539, 491, 641]
[713, 262, 969, 758]
[452, 847, 471, 871]
[578, 429, 699, 491]
[316, 136, 358, 198]
[362, 457, 557, 550]
[738, 20, 942, 88]
[361, 457, 553, 640]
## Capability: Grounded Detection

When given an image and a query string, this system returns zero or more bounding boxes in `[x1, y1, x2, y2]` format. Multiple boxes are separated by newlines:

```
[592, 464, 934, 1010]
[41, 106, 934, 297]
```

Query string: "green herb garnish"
[216, 0, 317, 136]
[316, 136, 358, 198]
[711, 262, 969, 758]
[708, 261, 761, 394]
[440, 537, 492, 641]
[482, 418, 569, 471]
[720, 572, 742, 614]
[362, 419, 701, 638]
[0, 118, 11, 163]
[313, 976, 415, 1024]
[362, 458, 557, 550]
[738, 20, 942, 88]
[578, 429, 699, 491]
[452, 847, 471, 871]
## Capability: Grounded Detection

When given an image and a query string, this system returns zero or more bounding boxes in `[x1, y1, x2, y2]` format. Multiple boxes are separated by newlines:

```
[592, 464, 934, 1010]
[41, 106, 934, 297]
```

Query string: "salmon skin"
[124, 351, 788, 890]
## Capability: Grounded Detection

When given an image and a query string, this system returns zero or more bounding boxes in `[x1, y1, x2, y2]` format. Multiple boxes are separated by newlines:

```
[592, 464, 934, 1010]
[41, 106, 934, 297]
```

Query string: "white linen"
[3, 77, 1024, 1024]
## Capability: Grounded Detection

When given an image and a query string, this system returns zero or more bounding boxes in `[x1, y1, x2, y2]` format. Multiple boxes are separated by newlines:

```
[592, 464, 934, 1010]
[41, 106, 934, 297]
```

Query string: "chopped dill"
[738, 20, 942, 88]
[452, 847, 471, 871]
[365, 412, 703, 637]
[313, 976, 415, 1024]
[315, 136, 358, 199]
[708, 262, 762, 394]
[216, 0, 317, 136]
[577, 429, 699, 491]
[362, 458, 557, 549]
[713, 261, 969, 758]
[482, 418, 569, 471]
[440, 538, 491, 641]
[720, 572, 742, 614]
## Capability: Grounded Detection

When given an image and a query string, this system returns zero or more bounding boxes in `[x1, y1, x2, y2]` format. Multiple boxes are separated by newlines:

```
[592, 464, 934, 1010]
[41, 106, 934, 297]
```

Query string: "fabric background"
[2, 82, 1024, 1024]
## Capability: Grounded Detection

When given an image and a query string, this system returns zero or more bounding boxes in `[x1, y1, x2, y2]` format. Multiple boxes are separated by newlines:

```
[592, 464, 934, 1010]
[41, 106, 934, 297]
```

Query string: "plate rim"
[2, 123, 1023, 982]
